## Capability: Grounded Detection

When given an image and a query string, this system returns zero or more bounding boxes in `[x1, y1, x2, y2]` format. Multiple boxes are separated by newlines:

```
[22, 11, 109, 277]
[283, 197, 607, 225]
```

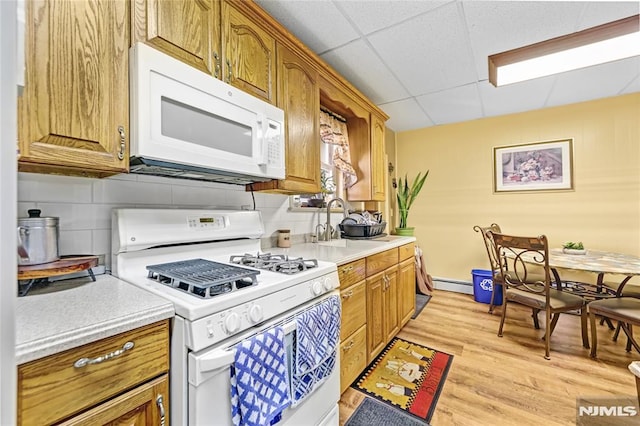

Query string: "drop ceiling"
[255, 0, 640, 132]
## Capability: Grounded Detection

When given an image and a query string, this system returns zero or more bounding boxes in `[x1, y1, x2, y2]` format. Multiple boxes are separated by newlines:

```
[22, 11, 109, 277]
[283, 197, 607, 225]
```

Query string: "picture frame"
[493, 139, 573, 193]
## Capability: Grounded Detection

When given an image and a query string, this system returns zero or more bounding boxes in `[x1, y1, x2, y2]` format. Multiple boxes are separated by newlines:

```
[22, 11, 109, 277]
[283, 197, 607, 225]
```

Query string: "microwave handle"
[256, 114, 268, 166]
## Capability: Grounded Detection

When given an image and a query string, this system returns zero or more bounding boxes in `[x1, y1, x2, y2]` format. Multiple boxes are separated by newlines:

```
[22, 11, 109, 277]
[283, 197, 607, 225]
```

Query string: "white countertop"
[16, 274, 174, 365]
[267, 235, 417, 265]
[15, 236, 413, 364]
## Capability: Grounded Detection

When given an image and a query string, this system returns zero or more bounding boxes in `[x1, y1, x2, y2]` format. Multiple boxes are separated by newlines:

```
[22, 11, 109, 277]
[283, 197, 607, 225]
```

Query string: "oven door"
[187, 292, 340, 426]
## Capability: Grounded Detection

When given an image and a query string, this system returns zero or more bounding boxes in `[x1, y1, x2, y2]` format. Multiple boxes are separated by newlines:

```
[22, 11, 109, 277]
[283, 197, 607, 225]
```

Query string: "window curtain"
[319, 110, 357, 188]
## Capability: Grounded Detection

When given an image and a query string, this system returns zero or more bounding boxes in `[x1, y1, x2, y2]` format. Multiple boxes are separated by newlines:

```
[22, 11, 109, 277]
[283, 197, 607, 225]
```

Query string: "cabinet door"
[398, 257, 416, 326]
[19, 0, 129, 175]
[384, 265, 399, 342]
[132, 0, 220, 77]
[340, 325, 367, 394]
[222, 1, 276, 104]
[340, 280, 366, 340]
[59, 374, 169, 426]
[370, 114, 386, 201]
[366, 271, 385, 362]
[250, 43, 320, 193]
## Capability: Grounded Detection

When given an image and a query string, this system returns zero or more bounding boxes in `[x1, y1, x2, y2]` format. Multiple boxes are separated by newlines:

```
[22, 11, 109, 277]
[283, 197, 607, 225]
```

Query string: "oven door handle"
[194, 321, 298, 374]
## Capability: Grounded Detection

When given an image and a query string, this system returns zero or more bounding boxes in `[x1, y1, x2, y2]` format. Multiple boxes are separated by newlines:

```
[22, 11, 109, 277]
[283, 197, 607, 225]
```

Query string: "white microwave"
[129, 43, 285, 185]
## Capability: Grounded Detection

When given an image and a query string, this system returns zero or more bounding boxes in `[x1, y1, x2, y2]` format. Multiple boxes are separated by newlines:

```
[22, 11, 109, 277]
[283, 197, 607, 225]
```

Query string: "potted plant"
[395, 170, 429, 236]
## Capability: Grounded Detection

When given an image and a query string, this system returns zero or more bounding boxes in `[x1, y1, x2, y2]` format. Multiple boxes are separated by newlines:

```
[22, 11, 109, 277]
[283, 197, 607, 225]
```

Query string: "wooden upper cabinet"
[251, 43, 320, 194]
[18, 0, 129, 176]
[131, 0, 220, 77]
[370, 114, 386, 201]
[222, 1, 276, 104]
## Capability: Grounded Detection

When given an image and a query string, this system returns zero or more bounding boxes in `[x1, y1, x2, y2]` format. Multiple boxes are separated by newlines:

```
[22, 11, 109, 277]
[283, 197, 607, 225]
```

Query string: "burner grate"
[229, 253, 318, 274]
[146, 259, 259, 299]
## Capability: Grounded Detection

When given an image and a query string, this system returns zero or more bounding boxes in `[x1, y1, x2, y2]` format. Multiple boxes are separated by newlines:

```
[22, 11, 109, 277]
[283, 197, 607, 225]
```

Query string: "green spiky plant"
[396, 171, 429, 229]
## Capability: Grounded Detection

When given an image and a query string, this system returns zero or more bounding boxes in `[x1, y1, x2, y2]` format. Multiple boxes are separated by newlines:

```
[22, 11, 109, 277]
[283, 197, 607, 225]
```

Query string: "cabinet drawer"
[18, 320, 169, 426]
[338, 259, 366, 288]
[340, 324, 367, 394]
[340, 280, 366, 339]
[366, 248, 398, 276]
[399, 242, 415, 262]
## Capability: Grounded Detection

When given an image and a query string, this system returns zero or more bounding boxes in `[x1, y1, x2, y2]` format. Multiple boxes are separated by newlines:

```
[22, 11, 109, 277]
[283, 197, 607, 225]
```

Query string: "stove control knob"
[223, 312, 241, 334]
[323, 277, 333, 291]
[248, 304, 263, 324]
[312, 281, 323, 296]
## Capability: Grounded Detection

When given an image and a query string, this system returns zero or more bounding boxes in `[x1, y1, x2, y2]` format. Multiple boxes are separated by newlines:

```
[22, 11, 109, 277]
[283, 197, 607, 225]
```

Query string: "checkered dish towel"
[230, 326, 291, 426]
[291, 295, 341, 405]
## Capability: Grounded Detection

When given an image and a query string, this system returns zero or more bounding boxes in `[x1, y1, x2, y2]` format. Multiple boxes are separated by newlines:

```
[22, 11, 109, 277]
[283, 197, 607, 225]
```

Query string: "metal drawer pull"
[156, 395, 166, 426]
[342, 266, 354, 273]
[343, 341, 355, 351]
[73, 341, 135, 368]
[341, 290, 354, 299]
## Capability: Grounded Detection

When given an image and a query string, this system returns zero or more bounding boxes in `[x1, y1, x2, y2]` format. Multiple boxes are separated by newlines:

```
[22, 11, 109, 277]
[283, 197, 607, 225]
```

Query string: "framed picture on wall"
[493, 139, 574, 193]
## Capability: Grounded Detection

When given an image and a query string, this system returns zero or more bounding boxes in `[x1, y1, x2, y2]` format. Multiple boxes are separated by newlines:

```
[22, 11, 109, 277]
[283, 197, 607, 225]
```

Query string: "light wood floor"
[338, 289, 638, 426]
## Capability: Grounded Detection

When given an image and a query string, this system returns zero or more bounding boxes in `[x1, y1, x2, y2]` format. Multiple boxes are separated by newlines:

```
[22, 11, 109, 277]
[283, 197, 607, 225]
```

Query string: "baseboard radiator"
[433, 277, 474, 295]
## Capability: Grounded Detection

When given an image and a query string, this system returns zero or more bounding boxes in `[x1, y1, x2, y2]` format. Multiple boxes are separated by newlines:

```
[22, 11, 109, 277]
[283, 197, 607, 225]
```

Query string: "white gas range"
[112, 209, 341, 426]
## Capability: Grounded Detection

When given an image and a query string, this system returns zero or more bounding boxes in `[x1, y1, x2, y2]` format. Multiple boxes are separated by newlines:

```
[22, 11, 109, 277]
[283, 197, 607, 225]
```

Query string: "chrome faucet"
[325, 197, 348, 241]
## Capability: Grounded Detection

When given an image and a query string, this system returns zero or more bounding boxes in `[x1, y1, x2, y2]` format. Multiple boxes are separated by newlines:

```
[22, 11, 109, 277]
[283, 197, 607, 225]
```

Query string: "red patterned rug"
[350, 337, 453, 423]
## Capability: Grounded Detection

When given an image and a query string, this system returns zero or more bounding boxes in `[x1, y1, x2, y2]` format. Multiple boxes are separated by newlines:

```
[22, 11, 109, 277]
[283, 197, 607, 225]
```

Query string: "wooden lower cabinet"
[59, 374, 169, 426]
[17, 320, 170, 426]
[339, 325, 367, 394]
[367, 265, 399, 362]
[399, 257, 417, 326]
[338, 243, 416, 393]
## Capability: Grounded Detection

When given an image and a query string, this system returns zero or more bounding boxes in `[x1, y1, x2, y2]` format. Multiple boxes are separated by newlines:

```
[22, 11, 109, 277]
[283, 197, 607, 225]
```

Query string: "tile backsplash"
[18, 172, 344, 271]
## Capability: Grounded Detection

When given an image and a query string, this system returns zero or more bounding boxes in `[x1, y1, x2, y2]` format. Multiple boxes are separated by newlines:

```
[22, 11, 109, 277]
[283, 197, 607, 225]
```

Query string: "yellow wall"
[396, 93, 640, 282]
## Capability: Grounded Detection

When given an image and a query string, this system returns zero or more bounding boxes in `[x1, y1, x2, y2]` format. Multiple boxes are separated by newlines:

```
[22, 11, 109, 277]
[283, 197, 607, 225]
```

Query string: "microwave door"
[144, 71, 266, 176]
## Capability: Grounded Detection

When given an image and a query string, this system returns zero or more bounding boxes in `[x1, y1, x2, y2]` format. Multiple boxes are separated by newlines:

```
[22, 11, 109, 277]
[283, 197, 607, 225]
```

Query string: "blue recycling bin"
[471, 269, 503, 305]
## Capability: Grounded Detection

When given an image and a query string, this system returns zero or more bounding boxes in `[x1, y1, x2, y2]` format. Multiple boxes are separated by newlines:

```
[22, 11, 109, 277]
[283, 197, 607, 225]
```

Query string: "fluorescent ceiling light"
[489, 14, 640, 87]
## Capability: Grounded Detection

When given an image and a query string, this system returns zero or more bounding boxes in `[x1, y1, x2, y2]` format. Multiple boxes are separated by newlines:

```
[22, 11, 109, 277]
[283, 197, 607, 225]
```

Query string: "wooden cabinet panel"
[399, 257, 416, 326]
[58, 374, 169, 426]
[223, 1, 276, 104]
[132, 0, 219, 77]
[18, 321, 169, 426]
[399, 242, 415, 262]
[338, 259, 366, 289]
[340, 280, 366, 340]
[370, 114, 386, 201]
[251, 43, 320, 193]
[366, 248, 399, 276]
[340, 325, 367, 394]
[19, 0, 129, 175]
[384, 265, 400, 342]
[366, 271, 386, 362]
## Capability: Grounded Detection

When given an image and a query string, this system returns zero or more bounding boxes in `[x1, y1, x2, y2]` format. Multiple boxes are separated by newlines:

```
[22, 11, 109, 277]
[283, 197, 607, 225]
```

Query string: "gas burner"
[229, 253, 318, 274]
[229, 252, 286, 269]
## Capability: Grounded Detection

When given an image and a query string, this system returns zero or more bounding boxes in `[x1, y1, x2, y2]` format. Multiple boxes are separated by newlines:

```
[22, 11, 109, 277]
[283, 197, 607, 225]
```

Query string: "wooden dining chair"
[473, 223, 502, 314]
[490, 232, 590, 360]
[589, 297, 640, 358]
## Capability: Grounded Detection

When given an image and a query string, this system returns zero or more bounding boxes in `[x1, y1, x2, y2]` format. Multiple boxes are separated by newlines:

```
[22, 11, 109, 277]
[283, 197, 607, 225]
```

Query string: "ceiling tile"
[367, 2, 476, 95]
[464, 1, 588, 81]
[320, 39, 409, 104]
[379, 99, 434, 132]
[416, 83, 483, 125]
[336, 0, 449, 35]
[578, 2, 640, 29]
[478, 77, 554, 118]
[546, 57, 640, 107]
[255, 0, 359, 53]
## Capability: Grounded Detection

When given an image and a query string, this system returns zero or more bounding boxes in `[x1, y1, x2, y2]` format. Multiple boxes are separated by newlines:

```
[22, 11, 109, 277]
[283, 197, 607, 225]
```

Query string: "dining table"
[517, 248, 640, 331]
[545, 248, 640, 297]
